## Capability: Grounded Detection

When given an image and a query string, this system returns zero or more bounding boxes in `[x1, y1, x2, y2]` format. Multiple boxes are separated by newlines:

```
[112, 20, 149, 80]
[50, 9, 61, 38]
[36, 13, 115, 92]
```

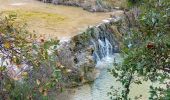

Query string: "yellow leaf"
[36, 79, 41, 85]
[43, 91, 47, 96]
[39, 87, 43, 93]
[4, 41, 11, 49]
[21, 72, 28, 77]
[13, 57, 17, 63]
[13, 77, 19, 81]
[60, 65, 65, 69]
[66, 69, 72, 73]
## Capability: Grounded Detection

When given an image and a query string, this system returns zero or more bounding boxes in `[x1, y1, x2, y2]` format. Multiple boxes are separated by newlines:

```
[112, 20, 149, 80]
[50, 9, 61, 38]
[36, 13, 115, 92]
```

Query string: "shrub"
[109, 0, 170, 99]
[0, 13, 61, 100]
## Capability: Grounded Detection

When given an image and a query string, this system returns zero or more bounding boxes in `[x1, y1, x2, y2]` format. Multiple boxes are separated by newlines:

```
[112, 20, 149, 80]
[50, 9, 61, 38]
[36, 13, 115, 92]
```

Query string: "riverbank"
[38, 0, 127, 12]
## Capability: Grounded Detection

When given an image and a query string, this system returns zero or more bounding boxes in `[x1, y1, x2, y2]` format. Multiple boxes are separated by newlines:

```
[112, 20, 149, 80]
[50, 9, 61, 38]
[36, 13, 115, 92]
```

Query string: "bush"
[109, 0, 170, 99]
[0, 13, 61, 100]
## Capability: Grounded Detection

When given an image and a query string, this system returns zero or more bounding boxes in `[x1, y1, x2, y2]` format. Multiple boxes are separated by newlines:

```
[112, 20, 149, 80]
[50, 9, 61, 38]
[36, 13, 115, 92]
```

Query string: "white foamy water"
[59, 37, 71, 42]
[10, 3, 26, 6]
[95, 56, 115, 69]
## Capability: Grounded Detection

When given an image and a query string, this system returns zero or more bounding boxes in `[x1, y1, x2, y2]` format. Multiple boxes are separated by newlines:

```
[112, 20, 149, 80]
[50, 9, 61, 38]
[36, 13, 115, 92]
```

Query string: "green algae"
[2, 10, 67, 24]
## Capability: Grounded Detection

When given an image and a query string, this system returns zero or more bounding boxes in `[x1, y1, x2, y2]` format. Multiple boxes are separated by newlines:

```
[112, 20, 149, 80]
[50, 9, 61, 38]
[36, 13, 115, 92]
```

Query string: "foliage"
[109, 0, 170, 99]
[0, 13, 61, 100]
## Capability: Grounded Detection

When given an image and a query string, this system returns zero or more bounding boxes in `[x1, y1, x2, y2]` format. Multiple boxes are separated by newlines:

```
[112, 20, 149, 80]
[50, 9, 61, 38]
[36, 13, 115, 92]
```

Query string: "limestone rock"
[55, 15, 124, 87]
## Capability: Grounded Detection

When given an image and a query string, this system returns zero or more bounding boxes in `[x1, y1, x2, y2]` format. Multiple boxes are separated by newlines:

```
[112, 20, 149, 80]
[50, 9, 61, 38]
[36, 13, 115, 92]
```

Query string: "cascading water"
[92, 37, 114, 64]
[88, 36, 120, 100]
[98, 39, 105, 58]
[105, 38, 113, 57]
[63, 54, 122, 100]
[91, 40, 101, 62]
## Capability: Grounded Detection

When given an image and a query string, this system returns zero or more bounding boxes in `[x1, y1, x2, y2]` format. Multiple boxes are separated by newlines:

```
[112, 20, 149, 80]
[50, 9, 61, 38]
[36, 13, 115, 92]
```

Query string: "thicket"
[0, 14, 61, 100]
[109, 0, 170, 99]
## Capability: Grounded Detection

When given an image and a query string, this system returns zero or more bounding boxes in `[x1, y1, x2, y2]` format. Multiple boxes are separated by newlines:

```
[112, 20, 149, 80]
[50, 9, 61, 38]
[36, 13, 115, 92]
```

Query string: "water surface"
[56, 54, 152, 100]
[0, 0, 112, 40]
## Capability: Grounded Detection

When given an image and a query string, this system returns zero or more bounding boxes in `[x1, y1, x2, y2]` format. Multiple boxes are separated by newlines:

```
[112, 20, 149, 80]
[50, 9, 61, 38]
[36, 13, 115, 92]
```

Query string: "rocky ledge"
[55, 10, 125, 87]
[38, 0, 123, 12]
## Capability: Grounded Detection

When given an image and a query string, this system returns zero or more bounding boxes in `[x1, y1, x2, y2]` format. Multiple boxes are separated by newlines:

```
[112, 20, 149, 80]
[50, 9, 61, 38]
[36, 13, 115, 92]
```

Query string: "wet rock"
[55, 13, 124, 87]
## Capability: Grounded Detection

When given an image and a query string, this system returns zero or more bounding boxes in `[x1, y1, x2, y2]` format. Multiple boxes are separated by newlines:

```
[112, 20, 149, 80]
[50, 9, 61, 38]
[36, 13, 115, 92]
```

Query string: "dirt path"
[0, 0, 112, 40]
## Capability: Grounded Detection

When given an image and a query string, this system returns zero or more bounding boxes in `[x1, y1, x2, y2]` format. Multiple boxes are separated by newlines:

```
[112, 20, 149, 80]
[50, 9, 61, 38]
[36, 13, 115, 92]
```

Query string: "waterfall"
[92, 37, 114, 63]
[91, 40, 100, 62]
[105, 38, 113, 57]
[98, 39, 105, 58]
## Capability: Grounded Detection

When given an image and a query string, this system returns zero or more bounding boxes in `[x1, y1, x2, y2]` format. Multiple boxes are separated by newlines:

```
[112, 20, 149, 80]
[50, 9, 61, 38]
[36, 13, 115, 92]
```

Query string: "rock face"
[38, 0, 124, 12]
[56, 11, 124, 87]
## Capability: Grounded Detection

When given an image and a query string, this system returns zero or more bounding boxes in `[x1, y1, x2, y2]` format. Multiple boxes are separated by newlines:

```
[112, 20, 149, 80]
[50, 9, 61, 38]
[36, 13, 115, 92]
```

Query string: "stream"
[0, 1, 154, 100]
[56, 54, 151, 100]
[0, 0, 112, 40]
